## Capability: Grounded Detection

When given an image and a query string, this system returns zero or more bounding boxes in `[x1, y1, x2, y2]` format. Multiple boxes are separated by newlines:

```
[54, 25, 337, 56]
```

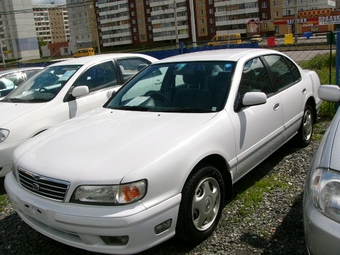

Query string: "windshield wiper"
[115, 105, 151, 111]
[171, 107, 211, 113]
[5, 98, 28, 102]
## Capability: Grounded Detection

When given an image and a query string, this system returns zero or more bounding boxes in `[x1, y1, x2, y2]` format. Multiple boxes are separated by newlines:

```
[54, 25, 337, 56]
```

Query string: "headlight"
[71, 179, 147, 205]
[310, 167, 340, 223]
[0, 129, 10, 143]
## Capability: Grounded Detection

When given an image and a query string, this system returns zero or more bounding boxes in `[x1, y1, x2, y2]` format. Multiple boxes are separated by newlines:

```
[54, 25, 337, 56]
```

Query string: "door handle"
[273, 102, 280, 111]
[302, 88, 307, 94]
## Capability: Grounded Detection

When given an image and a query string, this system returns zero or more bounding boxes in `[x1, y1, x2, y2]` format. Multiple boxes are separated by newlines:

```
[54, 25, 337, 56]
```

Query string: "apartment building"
[66, 0, 99, 52]
[33, 4, 70, 44]
[0, 0, 40, 61]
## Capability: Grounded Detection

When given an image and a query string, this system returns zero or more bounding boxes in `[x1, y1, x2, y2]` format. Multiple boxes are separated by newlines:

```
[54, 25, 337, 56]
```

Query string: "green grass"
[233, 174, 290, 219]
[0, 193, 8, 213]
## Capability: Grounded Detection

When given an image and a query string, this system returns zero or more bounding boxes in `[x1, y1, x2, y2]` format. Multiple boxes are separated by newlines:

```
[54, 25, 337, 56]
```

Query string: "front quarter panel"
[122, 111, 237, 209]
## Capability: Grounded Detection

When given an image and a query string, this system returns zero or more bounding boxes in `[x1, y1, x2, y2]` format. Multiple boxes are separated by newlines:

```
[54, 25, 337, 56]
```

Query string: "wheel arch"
[306, 96, 317, 124]
[192, 154, 233, 203]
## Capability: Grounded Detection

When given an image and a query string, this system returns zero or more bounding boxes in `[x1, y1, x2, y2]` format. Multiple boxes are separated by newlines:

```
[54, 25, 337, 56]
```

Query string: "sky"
[32, 0, 66, 4]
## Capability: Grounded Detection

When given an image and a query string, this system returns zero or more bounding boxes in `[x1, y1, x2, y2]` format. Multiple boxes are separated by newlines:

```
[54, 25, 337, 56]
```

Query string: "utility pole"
[294, 0, 298, 43]
[174, 0, 179, 46]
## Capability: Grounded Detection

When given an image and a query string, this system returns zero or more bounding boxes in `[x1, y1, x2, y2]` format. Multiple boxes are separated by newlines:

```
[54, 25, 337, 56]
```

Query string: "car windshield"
[2, 65, 82, 103]
[106, 61, 235, 112]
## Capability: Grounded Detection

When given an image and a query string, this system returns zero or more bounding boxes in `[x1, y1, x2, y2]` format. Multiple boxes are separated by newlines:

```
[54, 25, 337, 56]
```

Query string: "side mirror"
[72, 86, 89, 98]
[318, 85, 340, 102]
[107, 90, 115, 99]
[243, 91, 267, 106]
[234, 91, 267, 111]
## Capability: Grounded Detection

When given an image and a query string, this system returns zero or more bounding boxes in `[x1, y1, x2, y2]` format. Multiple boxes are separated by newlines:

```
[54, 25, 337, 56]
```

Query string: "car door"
[67, 60, 120, 118]
[230, 57, 284, 181]
[263, 55, 304, 142]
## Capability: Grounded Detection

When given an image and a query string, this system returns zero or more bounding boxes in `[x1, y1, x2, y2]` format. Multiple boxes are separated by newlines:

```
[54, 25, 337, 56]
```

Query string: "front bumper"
[303, 192, 340, 255]
[5, 172, 181, 254]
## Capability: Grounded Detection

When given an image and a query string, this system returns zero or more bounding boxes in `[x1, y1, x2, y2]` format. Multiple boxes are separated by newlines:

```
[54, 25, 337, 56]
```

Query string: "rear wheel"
[176, 164, 224, 243]
[295, 104, 314, 147]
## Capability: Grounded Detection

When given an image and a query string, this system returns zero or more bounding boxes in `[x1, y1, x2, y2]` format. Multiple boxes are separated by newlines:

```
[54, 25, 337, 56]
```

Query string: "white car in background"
[0, 53, 158, 177]
[5, 48, 321, 254]
[0, 67, 44, 98]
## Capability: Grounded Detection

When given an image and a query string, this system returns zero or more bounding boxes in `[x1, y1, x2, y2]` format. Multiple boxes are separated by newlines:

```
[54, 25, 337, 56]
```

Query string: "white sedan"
[0, 53, 158, 177]
[5, 48, 321, 254]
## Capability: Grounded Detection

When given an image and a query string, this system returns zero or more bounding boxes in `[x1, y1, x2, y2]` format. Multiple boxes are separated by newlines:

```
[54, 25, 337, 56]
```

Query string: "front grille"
[18, 168, 70, 202]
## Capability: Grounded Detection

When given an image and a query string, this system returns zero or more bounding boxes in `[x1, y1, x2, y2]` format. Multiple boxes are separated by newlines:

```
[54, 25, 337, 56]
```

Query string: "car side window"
[285, 57, 302, 82]
[239, 57, 272, 96]
[264, 55, 296, 90]
[75, 61, 117, 92]
[117, 57, 151, 82]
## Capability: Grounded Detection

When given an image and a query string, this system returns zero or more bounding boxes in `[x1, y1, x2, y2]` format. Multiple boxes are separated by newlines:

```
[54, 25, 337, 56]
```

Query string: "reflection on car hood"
[0, 102, 45, 126]
[15, 108, 216, 183]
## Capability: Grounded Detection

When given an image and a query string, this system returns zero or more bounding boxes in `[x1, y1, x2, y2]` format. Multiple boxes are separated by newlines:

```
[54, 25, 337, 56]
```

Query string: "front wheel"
[295, 104, 314, 147]
[176, 164, 225, 243]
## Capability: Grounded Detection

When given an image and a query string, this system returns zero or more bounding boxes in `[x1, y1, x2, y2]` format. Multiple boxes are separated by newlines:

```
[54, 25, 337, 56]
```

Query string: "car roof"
[155, 48, 281, 63]
[48, 53, 157, 67]
[0, 67, 44, 76]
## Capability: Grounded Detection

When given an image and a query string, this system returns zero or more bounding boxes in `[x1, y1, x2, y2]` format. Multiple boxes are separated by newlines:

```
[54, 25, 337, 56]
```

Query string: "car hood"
[15, 108, 217, 183]
[0, 102, 45, 126]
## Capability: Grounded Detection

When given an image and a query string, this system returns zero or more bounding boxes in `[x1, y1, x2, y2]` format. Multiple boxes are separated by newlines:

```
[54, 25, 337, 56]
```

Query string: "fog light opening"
[154, 219, 172, 234]
[100, 235, 129, 246]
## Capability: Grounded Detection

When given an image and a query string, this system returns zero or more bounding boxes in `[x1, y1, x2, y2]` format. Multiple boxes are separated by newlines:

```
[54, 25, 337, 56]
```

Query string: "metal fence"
[141, 31, 336, 86]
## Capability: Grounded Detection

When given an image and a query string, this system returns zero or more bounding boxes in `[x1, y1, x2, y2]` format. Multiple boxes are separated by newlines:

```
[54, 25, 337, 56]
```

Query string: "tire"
[176, 164, 225, 243]
[295, 104, 314, 147]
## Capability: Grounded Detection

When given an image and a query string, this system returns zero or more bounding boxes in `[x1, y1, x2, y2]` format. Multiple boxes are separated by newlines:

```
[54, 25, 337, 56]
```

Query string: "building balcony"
[99, 7, 129, 16]
[150, 0, 186, 8]
[153, 24, 188, 33]
[101, 24, 130, 31]
[215, 8, 259, 17]
[102, 31, 132, 39]
[151, 15, 187, 25]
[103, 39, 132, 47]
[100, 16, 130, 24]
[153, 33, 189, 42]
[214, 0, 254, 7]
[216, 18, 256, 26]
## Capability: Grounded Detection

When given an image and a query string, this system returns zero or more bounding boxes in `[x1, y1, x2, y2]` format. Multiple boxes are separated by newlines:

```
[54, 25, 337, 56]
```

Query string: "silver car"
[303, 85, 340, 255]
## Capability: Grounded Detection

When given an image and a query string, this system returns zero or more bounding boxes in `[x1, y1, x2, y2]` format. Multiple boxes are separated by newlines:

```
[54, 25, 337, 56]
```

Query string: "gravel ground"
[0, 117, 331, 255]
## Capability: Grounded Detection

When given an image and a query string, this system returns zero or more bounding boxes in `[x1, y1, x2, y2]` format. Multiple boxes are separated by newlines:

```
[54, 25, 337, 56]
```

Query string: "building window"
[274, 11, 279, 17]
[275, 26, 279, 33]
[262, 13, 268, 18]
[285, 10, 292, 15]
[262, 2, 267, 8]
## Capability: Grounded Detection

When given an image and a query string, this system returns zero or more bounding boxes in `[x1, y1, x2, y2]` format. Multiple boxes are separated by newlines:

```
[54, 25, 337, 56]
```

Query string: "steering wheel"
[145, 91, 170, 106]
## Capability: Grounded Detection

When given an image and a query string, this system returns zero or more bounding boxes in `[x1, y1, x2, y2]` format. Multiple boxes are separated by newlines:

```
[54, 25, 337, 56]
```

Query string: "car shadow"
[238, 193, 308, 255]
[231, 140, 301, 200]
